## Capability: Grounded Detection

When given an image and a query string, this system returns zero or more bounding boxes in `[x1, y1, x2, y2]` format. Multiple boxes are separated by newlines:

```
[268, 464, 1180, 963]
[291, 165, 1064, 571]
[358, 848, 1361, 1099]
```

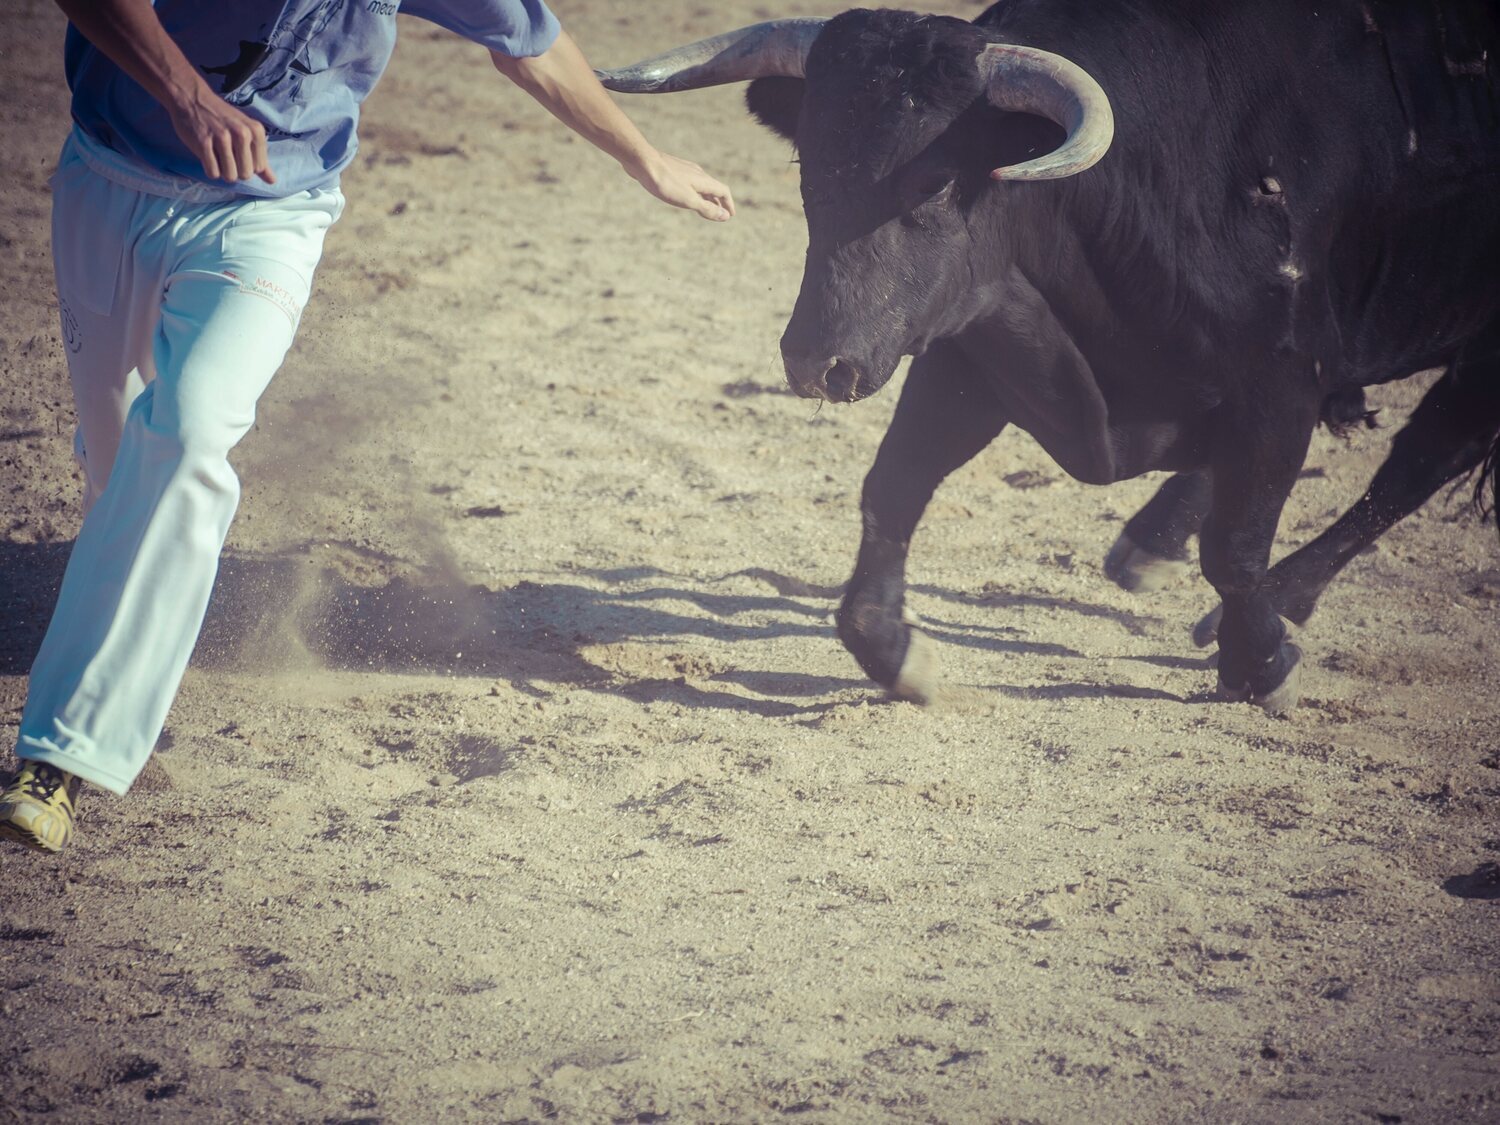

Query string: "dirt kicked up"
[2, 1, 1497, 1120]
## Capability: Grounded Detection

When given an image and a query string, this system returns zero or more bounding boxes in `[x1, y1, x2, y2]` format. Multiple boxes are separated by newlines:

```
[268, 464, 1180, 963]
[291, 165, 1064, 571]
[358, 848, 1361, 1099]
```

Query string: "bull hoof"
[1216, 643, 1304, 714]
[1255, 647, 1305, 714]
[888, 628, 940, 705]
[1214, 673, 1251, 703]
[1104, 531, 1191, 593]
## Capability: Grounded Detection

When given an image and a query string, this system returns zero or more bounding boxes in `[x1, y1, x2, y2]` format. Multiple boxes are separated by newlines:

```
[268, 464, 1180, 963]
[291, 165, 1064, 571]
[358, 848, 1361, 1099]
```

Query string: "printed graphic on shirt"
[198, 0, 395, 116]
[201, 40, 312, 94]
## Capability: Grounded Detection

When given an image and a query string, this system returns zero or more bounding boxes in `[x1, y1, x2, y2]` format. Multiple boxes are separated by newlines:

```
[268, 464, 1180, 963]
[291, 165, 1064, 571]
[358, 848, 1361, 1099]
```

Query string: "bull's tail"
[1477, 429, 1500, 536]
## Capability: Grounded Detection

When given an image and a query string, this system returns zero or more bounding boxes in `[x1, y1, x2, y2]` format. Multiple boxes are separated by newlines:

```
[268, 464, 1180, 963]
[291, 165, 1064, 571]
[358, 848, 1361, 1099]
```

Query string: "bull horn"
[978, 43, 1115, 181]
[595, 18, 826, 93]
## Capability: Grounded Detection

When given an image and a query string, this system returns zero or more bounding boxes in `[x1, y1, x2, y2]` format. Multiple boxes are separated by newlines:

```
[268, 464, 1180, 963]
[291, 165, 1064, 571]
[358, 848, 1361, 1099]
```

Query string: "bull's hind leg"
[839, 342, 1008, 702]
[1107, 389, 1375, 596]
[1104, 470, 1210, 591]
[1196, 362, 1500, 645]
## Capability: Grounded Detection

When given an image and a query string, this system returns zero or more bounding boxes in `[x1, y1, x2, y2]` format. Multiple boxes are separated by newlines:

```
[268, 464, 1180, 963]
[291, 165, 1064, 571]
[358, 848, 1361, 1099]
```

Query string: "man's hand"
[168, 87, 276, 184]
[493, 32, 733, 222]
[627, 151, 734, 222]
[56, 0, 275, 184]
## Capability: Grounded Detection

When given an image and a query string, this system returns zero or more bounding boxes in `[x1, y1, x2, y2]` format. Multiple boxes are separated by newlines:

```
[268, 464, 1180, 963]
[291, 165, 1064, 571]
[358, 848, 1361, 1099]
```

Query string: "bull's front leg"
[838, 342, 1009, 702]
[1198, 398, 1319, 713]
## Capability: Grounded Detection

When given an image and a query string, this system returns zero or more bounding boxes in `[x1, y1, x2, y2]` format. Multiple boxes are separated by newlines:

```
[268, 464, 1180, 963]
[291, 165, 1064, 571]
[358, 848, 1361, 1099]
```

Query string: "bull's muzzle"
[782, 351, 864, 402]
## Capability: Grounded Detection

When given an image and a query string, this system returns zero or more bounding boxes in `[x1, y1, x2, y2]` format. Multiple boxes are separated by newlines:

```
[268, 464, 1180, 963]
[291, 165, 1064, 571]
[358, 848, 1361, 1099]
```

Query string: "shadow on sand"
[1, 540, 864, 719]
[1, 541, 1191, 716]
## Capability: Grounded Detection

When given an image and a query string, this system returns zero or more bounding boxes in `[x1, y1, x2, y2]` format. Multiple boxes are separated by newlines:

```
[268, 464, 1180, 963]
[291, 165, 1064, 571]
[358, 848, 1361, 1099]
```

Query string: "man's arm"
[491, 32, 733, 222]
[54, 0, 274, 183]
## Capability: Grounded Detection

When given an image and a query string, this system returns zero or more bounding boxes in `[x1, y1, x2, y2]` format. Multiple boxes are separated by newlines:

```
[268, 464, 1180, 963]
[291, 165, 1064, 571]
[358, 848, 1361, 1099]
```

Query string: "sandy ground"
[2, 2, 1498, 1121]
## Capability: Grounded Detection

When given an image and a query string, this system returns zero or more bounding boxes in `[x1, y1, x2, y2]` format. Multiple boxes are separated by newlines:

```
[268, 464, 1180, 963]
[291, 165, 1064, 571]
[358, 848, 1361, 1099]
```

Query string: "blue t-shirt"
[66, 0, 560, 198]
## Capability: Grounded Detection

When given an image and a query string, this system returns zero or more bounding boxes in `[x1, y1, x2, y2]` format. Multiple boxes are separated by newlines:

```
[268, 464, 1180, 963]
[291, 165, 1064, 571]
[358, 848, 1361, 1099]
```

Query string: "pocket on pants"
[51, 142, 128, 316]
[209, 190, 341, 332]
[49, 135, 130, 315]
[219, 189, 342, 293]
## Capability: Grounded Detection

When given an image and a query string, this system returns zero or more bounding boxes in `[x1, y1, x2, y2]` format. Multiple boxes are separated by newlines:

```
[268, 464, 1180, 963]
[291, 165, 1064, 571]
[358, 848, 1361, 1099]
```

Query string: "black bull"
[600, 2, 1500, 713]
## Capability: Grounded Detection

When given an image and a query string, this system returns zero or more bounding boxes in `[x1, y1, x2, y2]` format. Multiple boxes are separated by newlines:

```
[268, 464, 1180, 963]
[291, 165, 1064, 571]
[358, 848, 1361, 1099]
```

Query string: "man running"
[0, 0, 734, 853]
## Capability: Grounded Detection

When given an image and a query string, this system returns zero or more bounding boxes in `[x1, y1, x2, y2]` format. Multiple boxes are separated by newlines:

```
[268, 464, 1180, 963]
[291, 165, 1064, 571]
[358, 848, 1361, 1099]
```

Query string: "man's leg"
[12, 187, 341, 808]
[0, 153, 163, 853]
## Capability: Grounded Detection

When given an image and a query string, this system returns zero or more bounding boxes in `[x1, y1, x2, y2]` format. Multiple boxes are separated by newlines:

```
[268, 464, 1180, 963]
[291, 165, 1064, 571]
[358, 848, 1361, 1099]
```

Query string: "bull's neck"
[1001, 176, 1122, 356]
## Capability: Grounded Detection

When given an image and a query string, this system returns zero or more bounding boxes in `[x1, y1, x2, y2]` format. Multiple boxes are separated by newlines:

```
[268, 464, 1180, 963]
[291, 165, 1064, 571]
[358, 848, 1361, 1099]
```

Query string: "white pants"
[16, 134, 342, 795]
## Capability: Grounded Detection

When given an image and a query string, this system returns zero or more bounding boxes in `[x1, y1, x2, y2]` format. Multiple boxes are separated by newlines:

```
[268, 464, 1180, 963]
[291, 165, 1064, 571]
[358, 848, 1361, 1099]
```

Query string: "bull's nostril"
[824, 359, 859, 401]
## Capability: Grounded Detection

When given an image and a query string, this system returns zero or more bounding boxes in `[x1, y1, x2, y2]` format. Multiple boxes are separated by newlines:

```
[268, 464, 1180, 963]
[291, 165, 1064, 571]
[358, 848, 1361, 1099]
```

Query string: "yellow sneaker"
[0, 762, 82, 854]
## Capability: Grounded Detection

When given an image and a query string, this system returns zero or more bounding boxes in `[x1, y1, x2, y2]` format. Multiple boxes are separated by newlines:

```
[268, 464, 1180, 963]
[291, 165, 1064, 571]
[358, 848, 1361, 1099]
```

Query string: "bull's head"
[598, 10, 1114, 402]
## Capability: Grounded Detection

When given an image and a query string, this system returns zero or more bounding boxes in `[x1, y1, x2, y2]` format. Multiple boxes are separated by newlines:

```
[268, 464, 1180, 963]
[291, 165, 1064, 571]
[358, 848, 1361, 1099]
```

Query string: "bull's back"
[1325, 1, 1500, 378]
[978, 0, 1500, 381]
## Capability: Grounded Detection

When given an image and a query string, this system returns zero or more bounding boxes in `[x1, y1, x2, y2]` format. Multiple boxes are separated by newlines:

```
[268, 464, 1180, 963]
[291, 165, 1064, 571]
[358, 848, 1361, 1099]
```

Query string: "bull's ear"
[746, 76, 804, 143]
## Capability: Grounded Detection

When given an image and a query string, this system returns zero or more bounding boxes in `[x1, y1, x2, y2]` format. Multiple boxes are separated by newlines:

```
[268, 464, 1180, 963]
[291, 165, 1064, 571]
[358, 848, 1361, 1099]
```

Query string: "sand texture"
[2, 2, 1497, 1121]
